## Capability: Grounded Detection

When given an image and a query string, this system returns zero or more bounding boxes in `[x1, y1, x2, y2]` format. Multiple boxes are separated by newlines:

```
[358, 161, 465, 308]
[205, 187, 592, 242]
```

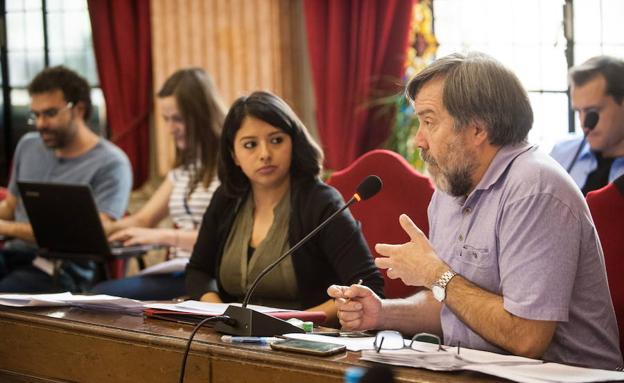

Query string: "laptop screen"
[17, 181, 112, 258]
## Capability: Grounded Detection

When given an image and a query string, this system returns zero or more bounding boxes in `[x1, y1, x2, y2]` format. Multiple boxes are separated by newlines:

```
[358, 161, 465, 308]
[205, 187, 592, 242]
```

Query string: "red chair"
[587, 174, 624, 354]
[0, 187, 7, 247]
[327, 149, 435, 298]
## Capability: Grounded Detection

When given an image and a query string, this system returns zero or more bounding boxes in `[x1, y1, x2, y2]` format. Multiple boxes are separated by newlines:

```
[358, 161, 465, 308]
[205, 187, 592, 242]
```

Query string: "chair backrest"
[326, 149, 435, 298]
[0, 188, 7, 247]
[586, 177, 624, 354]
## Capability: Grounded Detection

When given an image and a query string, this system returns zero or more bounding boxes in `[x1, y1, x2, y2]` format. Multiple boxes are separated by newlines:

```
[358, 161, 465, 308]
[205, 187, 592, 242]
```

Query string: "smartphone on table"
[270, 338, 346, 356]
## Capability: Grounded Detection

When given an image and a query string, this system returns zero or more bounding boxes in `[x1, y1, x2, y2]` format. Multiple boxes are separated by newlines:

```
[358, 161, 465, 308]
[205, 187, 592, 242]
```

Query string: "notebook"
[17, 181, 161, 261]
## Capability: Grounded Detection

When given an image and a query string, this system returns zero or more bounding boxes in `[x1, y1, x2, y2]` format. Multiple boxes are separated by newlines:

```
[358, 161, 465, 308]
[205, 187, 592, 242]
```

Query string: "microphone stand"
[566, 111, 599, 173]
[215, 195, 359, 336]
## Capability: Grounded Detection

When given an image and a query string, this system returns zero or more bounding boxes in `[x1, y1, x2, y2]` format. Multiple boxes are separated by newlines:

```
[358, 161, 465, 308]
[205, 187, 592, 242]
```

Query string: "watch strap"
[434, 270, 457, 290]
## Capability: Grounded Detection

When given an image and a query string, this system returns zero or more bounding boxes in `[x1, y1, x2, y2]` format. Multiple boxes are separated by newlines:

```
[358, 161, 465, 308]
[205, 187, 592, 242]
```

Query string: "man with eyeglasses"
[0, 66, 132, 293]
[550, 56, 624, 195]
[328, 52, 622, 370]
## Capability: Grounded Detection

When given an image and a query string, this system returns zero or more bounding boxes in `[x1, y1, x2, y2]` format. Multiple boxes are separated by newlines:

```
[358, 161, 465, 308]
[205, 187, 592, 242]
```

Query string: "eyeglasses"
[374, 331, 448, 353]
[27, 102, 74, 126]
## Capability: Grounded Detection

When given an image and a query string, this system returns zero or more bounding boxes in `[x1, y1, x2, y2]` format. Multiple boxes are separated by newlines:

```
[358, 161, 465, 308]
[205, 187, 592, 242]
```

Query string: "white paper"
[352, 334, 624, 383]
[465, 363, 624, 383]
[137, 257, 189, 276]
[144, 300, 292, 316]
[0, 292, 73, 307]
[0, 292, 144, 314]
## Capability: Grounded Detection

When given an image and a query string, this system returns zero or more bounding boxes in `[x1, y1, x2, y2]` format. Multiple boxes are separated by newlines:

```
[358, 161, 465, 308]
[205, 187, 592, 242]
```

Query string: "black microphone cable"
[241, 175, 382, 308]
[566, 111, 599, 173]
[179, 315, 236, 383]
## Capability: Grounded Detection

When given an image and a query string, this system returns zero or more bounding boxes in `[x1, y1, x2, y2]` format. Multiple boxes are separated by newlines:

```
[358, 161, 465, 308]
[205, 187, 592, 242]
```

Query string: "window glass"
[2, 0, 104, 177]
[46, 3, 98, 85]
[9, 88, 32, 151]
[572, 0, 624, 133]
[433, 0, 566, 152]
[6, 7, 45, 86]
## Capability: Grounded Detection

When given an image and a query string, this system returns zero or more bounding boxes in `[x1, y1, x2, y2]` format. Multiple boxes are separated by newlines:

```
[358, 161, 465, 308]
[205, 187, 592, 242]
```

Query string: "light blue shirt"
[550, 136, 624, 189]
[429, 143, 622, 369]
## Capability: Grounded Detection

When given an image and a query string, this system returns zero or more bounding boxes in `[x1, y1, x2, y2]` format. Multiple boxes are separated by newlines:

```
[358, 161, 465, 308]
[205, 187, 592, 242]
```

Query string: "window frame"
[0, 0, 101, 186]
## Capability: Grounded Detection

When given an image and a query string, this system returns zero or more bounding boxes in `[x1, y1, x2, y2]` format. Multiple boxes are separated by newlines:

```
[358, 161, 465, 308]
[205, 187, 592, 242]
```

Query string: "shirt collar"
[578, 140, 593, 160]
[472, 142, 535, 193]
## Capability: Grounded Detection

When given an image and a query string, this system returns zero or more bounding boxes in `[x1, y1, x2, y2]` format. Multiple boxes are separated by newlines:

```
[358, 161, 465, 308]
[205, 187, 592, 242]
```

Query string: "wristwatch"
[431, 270, 457, 302]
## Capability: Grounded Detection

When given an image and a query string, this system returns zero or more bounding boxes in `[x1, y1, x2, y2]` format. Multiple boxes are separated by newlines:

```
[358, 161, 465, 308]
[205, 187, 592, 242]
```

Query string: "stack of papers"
[136, 257, 189, 276]
[0, 292, 144, 314]
[361, 345, 624, 382]
[283, 333, 624, 383]
[143, 301, 327, 324]
[464, 363, 624, 383]
[283, 333, 379, 351]
[145, 300, 291, 315]
[361, 342, 540, 371]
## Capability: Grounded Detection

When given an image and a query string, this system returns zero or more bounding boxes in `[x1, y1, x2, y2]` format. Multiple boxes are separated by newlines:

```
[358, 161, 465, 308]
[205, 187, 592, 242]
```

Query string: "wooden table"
[0, 306, 504, 383]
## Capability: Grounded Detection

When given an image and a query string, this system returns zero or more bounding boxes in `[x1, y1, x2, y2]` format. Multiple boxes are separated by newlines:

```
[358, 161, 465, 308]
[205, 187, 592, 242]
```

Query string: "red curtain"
[304, 0, 414, 170]
[87, 0, 152, 188]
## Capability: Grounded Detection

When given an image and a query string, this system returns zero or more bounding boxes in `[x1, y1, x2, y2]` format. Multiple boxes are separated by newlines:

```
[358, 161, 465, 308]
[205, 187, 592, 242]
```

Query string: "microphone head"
[354, 175, 383, 201]
[584, 111, 599, 131]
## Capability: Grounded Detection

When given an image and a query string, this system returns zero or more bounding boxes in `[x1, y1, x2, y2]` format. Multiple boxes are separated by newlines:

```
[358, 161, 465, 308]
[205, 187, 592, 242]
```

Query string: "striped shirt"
[168, 167, 219, 258]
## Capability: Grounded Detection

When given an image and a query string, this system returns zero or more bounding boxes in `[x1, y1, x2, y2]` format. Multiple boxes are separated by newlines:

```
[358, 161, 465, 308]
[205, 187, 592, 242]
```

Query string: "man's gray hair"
[406, 52, 533, 146]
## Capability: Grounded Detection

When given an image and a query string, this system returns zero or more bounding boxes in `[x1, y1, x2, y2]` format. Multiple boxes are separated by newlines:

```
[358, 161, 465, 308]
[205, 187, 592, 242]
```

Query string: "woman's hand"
[108, 227, 168, 246]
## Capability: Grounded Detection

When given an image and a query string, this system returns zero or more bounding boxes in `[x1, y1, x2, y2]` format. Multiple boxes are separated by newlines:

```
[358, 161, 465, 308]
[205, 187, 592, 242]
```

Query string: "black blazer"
[185, 177, 384, 308]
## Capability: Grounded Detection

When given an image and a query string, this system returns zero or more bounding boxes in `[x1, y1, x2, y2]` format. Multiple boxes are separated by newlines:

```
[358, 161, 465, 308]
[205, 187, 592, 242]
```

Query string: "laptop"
[17, 181, 161, 261]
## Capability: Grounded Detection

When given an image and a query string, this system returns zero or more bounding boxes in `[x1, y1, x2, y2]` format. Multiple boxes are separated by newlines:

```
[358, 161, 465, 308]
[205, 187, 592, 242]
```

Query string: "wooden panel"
[0, 312, 211, 383]
[0, 306, 504, 383]
[212, 358, 341, 383]
[150, 0, 305, 175]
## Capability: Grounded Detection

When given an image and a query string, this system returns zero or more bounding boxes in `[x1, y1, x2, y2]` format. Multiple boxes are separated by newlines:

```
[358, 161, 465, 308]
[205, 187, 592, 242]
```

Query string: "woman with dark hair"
[186, 91, 383, 323]
[92, 68, 226, 300]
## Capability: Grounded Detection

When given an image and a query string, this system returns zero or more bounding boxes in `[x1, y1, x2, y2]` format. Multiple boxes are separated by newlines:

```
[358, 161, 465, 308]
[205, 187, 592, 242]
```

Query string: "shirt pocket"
[456, 244, 492, 269]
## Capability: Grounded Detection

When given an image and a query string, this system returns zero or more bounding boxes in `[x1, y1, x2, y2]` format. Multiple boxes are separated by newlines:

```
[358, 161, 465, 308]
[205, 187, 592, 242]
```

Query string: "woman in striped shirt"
[92, 68, 226, 300]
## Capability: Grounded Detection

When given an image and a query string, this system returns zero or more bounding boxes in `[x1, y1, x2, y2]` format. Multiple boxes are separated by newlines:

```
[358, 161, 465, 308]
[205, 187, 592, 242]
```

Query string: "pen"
[221, 335, 279, 345]
[345, 279, 363, 304]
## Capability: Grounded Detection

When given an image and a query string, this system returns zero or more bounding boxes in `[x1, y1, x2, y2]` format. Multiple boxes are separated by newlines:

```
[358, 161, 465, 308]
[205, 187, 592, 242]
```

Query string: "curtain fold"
[304, 0, 414, 170]
[87, 0, 152, 188]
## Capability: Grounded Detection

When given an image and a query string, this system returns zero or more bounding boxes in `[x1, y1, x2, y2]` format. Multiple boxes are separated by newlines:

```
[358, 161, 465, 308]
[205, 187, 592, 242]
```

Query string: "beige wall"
[150, 0, 314, 176]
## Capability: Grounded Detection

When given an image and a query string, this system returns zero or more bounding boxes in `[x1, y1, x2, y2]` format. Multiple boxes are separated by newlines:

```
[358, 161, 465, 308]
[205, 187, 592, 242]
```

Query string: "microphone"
[215, 175, 383, 336]
[566, 110, 600, 173]
[584, 110, 599, 132]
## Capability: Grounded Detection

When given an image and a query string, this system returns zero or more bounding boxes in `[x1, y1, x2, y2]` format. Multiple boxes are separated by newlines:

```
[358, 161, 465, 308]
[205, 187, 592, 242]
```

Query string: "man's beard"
[421, 144, 477, 197]
[38, 125, 75, 149]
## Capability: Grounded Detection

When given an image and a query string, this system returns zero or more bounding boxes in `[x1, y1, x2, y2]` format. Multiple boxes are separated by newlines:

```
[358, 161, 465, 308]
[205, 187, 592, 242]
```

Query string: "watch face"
[432, 285, 445, 302]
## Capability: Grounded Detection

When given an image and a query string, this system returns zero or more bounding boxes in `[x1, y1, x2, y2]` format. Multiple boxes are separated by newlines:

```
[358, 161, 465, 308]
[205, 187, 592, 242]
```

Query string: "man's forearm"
[0, 220, 36, 243]
[445, 276, 556, 358]
[378, 290, 443, 336]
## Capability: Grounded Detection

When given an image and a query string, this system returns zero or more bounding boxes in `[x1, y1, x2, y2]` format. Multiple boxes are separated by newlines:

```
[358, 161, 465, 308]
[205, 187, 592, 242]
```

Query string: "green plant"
[384, 94, 424, 170]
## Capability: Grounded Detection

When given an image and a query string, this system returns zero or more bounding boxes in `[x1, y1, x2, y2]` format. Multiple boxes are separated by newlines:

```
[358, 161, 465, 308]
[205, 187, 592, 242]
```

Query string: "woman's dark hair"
[158, 68, 226, 191]
[219, 91, 323, 196]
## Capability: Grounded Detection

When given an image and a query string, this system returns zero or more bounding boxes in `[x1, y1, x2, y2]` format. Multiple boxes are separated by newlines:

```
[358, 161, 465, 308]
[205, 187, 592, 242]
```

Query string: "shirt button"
[463, 207, 472, 214]
[458, 234, 464, 241]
